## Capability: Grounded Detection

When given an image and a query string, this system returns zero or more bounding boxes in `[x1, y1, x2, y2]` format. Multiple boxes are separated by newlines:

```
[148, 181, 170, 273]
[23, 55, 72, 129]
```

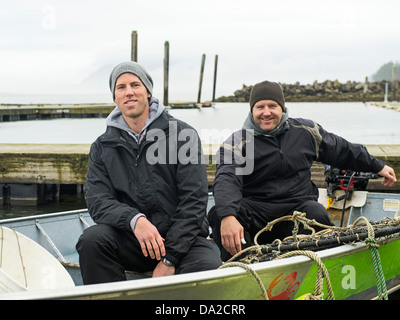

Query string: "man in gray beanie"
[77, 61, 221, 284]
[208, 80, 397, 261]
[109, 61, 154, 100]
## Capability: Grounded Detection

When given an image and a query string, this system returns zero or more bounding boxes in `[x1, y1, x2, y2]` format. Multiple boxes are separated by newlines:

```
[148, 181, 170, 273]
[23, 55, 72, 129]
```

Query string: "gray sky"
[1, 0, 399, 102]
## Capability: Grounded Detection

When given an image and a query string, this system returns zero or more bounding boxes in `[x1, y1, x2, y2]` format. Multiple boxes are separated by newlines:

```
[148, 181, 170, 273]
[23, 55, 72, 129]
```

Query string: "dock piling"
[163, 41, 169, 106]
[384, 82, 389, 102]
[363, 76, 368, 103]
[393, 65, 397, 102]
[131, 30, 138, 62]
[197, 54, 206, 103]
[212, 54, 218, 102]
[2, 184, 10, 206]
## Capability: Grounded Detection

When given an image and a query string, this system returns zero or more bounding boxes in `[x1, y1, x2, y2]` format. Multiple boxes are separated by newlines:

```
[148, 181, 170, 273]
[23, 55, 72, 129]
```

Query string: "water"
[0, 194, 87, 220]
[1, 101, 400, 219]
[1, 102, 400, 145]
[168, 102, 400, 145]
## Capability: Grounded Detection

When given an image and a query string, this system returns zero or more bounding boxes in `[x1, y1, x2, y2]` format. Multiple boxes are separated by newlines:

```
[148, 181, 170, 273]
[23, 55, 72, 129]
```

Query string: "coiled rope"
[219, 248, 334, 300]
[275, 250, 334, 300]
[219, 212, 395, 300]
[357, 216, 388, 300]
[218, 262, 269, 300]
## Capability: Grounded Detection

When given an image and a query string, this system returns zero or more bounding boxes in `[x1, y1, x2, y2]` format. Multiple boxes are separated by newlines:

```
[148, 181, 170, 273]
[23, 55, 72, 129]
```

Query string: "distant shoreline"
[1, 79, 398, 105]
[216, 80, 399, 103]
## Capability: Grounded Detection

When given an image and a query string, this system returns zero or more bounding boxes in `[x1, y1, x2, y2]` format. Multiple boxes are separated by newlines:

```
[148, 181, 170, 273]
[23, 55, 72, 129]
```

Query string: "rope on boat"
[275, 250, 334, 300]
[223, 212, 400, 300]
[218, 262, 268, 300]
[254, 211, 342, 245]
[357, 216, 388, 300]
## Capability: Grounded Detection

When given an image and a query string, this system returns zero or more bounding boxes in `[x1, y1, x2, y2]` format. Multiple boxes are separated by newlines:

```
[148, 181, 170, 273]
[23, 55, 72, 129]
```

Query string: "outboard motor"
[324, 165, 380, 202]
[324, 165, 380, 227]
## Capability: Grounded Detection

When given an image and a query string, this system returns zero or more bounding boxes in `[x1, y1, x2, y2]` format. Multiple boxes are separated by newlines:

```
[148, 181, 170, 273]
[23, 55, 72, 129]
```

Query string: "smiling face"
[252, 99, 283, 131]
[114, 73, 151, 131]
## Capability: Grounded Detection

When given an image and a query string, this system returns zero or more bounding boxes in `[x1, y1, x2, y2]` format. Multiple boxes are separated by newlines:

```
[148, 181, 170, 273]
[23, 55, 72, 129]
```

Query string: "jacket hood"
[106, 97, 165, 137]
[242, 109, 289, 137]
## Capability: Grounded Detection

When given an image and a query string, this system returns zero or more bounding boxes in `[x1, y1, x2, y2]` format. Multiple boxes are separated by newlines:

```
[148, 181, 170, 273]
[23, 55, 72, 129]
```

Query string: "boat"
[0, 171, 400, 300]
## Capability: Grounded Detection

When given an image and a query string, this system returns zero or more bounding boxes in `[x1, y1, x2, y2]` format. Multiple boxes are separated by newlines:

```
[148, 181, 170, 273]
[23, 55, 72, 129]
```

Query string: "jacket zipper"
[117, 139, 152, 167]
[115, 139, 140, 167]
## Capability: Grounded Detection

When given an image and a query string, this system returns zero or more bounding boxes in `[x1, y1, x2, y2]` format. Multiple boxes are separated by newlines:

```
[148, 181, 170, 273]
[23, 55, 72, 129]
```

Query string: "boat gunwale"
[0, 208, 89, 225]
[1, 190, 400, 300]
[0, 238, 379, 300]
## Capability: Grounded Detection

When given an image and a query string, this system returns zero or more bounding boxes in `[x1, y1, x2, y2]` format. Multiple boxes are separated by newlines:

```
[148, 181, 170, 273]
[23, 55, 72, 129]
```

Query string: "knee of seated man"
[76, 224, 117, 251]
[301, 201, 333, 226]
[176, 237, 222, 274]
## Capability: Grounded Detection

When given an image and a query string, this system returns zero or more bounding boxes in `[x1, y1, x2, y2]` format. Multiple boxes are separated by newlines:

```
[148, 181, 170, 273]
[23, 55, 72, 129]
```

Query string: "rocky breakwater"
[217, 80, 398, 103]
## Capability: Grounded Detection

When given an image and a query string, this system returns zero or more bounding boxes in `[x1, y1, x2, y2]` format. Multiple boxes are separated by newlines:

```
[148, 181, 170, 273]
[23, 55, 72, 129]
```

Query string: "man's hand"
[220, 215, 244, 256]
[378, 165, 397, 187]
[152, 261, 175, 278]
[133, 216, 165, 260]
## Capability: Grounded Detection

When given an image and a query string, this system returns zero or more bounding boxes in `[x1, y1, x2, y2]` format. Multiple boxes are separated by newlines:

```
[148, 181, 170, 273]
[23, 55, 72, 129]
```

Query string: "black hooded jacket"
[85, 106, 209, 265]
[213, 117, 385, 220]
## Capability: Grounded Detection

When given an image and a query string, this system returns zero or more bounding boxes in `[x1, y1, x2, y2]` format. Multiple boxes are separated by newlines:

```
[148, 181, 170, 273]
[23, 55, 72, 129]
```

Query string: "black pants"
[76, 224, 222, 285]
[208, 198, 333, 261]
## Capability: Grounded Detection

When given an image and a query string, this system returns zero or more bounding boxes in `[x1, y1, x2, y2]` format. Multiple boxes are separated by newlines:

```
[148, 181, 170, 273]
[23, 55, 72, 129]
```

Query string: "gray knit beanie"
[109, 61, 153, 100]
[249, 80, 286, 112]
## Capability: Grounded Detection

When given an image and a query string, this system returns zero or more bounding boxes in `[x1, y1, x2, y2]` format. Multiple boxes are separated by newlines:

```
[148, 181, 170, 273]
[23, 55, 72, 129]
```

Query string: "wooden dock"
[0, 144, 90, 184]
[168, 101, 215, 109]
[0, 104, 115, 122]
[0, 144, 399, 204]
[0, 102, 217, 121]
[371, 102, 400, 112]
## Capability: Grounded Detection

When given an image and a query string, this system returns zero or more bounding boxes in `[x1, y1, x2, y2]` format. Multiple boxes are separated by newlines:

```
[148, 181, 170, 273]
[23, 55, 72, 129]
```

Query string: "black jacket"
[85, 110, 209, 265]
[213, 117, 385, 220]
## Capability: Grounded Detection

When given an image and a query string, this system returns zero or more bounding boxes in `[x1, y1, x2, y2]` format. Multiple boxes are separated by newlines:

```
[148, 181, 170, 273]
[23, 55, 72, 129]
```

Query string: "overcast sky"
[1, 0, 399, 102]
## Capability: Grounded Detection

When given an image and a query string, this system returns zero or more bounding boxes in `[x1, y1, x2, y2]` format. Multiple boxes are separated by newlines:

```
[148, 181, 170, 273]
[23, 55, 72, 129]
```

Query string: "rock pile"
[216, 80, 399, 103]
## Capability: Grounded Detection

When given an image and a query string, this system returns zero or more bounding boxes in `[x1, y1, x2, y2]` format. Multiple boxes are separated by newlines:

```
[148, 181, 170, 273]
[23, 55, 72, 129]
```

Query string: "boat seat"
[318, 188, 367, 209]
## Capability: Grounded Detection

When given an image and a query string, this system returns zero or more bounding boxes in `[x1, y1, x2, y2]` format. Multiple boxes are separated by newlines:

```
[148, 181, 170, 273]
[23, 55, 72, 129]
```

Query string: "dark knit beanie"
[249, 80, 286, 112]
[109, 61, 153, 100]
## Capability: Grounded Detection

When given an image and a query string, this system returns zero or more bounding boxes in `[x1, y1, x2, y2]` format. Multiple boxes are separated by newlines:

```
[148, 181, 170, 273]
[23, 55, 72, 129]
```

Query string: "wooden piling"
[2, 184, 10, 206]
[197, 54, 206, 103]
[131, 30, 138, 62]
[393, 65, 397, 102]
[362, 76, 368, 103]
[384, 82, 389, 102]
[212, 55, 218, 102]
[163, 41, 169, 106]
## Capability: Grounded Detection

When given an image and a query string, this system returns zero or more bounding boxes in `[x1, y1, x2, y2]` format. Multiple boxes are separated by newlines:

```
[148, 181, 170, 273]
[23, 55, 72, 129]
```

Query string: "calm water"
[1, 101, 400, 219]
[170, 102, 400, 145]
[1, 102, 400, 145]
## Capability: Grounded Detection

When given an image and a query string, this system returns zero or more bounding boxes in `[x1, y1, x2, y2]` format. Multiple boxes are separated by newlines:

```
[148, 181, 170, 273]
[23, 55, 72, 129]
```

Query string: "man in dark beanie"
[249, 80, 286, 113]
[76, 61, 221, 284]
[208, 80, 397, 261]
